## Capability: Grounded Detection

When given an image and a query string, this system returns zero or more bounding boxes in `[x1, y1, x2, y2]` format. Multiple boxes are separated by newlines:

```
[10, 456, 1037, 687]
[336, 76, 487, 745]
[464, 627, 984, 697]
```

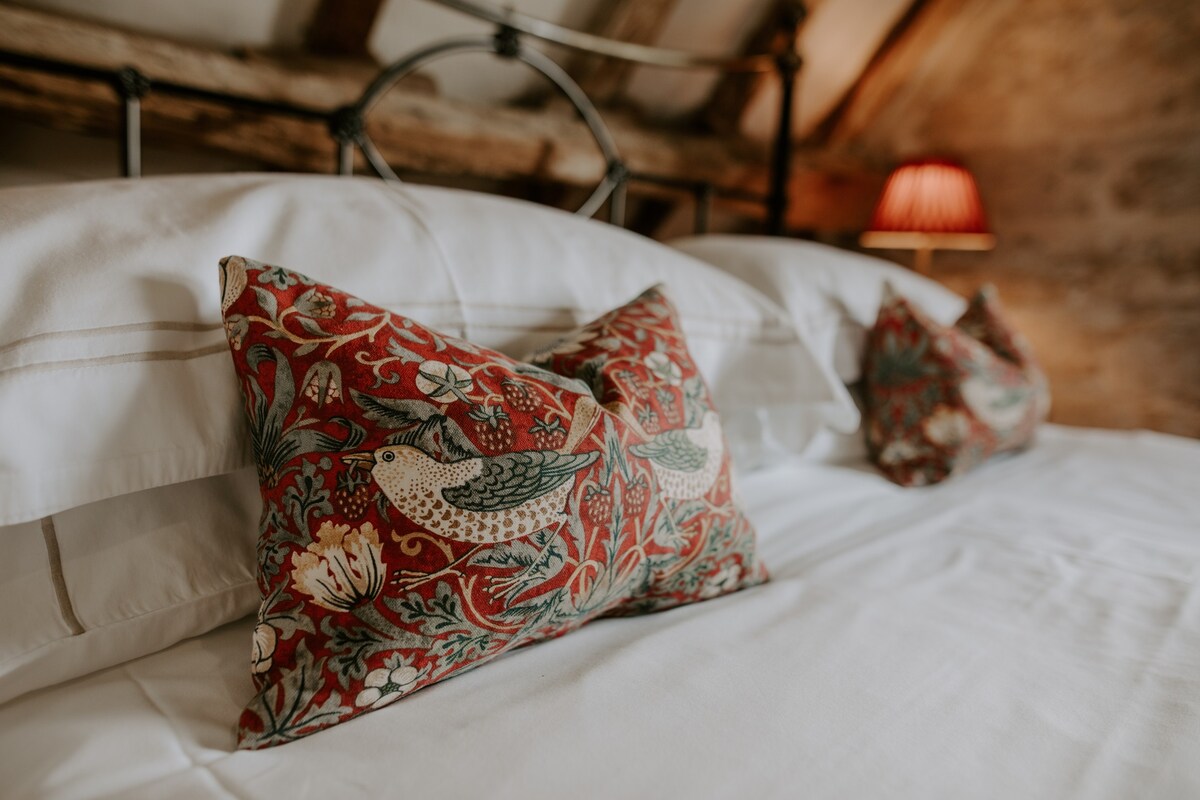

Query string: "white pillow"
[668, 235, 966, 383]
[0, 177, 866, 700]
[0, 469, 259, 705]
[0, 175, 857, 525]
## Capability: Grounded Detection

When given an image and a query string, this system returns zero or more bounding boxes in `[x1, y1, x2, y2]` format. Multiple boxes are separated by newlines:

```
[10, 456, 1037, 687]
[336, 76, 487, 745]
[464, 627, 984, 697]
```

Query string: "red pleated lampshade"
[861, 158, 996, 253]
[869, 158, 989, 233]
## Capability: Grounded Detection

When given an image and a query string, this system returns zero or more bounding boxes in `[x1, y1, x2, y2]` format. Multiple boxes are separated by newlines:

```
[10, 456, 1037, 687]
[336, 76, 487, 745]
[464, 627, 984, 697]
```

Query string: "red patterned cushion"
[219, 256, 767, 748]
[862, 284, 1050, 486]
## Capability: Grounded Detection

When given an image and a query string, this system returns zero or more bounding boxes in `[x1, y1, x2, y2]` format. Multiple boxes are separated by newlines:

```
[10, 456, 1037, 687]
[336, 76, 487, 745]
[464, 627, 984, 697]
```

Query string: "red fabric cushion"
[862, 284, 1050, 486]
[219, 256, 767, 748]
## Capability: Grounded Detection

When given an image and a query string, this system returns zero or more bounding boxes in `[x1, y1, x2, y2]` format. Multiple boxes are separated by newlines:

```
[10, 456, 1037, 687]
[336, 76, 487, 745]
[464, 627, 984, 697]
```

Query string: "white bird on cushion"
[629, 411, 724, 500]
[345, 445, 599, 545]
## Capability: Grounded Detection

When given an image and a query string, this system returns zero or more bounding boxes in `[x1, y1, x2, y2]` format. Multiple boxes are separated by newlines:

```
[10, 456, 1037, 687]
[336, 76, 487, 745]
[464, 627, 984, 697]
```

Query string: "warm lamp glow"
[861, 158, 996, 273]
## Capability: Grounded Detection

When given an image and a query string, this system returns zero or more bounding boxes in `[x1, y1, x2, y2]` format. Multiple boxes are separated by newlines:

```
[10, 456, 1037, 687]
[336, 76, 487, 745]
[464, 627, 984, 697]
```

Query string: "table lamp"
[860, 158, 996, 274]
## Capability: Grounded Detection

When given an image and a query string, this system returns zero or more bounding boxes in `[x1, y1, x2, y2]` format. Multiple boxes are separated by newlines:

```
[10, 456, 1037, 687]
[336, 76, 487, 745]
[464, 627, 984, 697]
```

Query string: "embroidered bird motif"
[345, 445, 599, 544]
[629, 411, 724, 500]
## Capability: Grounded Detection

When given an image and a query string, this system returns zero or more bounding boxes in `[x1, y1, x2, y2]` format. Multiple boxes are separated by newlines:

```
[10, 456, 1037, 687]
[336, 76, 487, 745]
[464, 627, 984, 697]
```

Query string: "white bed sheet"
[2, 425, 1197, 800]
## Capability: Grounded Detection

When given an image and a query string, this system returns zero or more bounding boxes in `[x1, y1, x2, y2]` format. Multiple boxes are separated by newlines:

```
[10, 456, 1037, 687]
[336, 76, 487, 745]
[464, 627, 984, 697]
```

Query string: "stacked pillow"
[670, 235, 966, 384]
[0, 472, 258, 705]
[670, 235, 967, 463]
[669, 235, 1049, 481]
[0, 174, 1043, 720]
[0, 176, 856, 708]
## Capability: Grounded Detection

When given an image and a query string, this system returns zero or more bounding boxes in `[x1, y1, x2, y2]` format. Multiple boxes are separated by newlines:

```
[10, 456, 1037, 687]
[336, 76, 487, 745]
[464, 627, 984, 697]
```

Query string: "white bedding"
[3, 425, 1197, 800]
[0, 174, 853, 525]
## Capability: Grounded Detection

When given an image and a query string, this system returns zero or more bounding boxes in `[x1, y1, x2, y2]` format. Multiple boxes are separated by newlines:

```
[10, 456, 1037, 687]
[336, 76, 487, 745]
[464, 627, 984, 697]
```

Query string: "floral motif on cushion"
[219, 257, 767, 749]
[862, 284, 1050, 486]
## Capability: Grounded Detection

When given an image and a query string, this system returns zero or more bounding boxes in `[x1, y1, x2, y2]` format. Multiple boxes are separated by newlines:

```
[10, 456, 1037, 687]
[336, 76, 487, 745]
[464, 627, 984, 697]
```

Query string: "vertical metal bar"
[338, 141, 355, 175]
[609, 180, 627, 226]
[115, 67, 149, 179]
[767, 55, 798, 235]
[122, 96, 141, 178]
[767, 2, 806, 236]
[694, 183, 714, 234]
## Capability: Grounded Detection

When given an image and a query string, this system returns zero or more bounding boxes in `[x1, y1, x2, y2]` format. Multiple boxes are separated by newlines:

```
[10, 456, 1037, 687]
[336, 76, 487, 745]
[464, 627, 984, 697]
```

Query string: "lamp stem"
[914, 247, 932, 275]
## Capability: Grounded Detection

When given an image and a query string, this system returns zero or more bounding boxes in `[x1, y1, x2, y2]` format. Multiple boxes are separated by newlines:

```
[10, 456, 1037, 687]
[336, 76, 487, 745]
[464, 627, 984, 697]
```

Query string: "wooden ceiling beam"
[305, 0, 385, 61]
[702, 0, 803, 135]
[0, 4, 882, 231]
[0, 5, 367, 112]
[0, 4, 752, 188]
[564, 0, 679, 106]
[799, 0, 926, 142]
[824, 0, 1022, 147]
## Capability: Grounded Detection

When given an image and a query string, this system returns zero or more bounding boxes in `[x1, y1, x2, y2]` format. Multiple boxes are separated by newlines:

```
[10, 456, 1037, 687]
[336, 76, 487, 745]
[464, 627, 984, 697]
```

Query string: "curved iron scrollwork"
[337, 30, 629, 224]
[429, 0, 781, 72]
[0, 0, 805, 233]
[336, 0, 806, 232]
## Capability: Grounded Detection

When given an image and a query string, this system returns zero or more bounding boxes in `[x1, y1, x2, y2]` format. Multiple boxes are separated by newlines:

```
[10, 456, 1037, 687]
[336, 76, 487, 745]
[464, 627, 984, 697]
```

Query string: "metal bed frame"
[0, 0, 807, 235]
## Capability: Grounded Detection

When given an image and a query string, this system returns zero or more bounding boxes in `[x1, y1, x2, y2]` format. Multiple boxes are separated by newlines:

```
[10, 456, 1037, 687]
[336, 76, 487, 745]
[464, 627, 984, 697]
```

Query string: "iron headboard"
[0, 0, 807, 235]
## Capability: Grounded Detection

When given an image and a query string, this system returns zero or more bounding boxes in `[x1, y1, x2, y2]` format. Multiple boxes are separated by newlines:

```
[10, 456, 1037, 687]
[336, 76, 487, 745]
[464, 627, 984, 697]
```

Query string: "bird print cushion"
[862, 283, 1050, 486]
[219, 256, 767, 748]
[527, 289, 733, 505]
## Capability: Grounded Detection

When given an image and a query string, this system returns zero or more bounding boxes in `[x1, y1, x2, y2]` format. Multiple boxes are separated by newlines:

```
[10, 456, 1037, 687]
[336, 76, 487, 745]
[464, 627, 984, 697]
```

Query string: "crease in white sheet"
[121, 666, 228, 790]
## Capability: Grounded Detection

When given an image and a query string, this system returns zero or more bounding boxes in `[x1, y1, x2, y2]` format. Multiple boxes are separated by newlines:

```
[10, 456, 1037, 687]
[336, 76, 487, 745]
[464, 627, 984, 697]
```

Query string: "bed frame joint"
[494, 24, 522, 59]
[114, 66, 151, 100]
[329, 105, 366, 145]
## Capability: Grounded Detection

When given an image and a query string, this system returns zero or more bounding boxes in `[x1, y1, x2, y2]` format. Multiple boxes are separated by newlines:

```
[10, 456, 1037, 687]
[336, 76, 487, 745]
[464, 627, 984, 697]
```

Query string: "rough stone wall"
[860, 0, 1200, 437]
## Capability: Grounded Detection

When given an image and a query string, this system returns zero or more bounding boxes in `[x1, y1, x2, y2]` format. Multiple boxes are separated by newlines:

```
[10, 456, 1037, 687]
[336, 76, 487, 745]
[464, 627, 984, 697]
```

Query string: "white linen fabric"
[2, 425, 1197, 800]
[669, 235, 969, 463]
[0, 175, 855, 526]
[0, 469, 259, 705]
[669, 234, 967, 383]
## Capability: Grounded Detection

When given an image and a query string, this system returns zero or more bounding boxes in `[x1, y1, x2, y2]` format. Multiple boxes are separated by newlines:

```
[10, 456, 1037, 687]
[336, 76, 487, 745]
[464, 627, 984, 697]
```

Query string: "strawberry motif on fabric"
[862, 283, 1050, 486]
[527, 284, 767, 605]
[529, 286, 725, 502]
[219, 257, 766, 749]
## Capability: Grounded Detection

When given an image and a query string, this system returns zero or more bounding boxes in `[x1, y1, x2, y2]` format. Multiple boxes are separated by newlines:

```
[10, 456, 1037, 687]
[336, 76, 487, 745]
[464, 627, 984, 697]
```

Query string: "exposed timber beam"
[703, 0, 801, 136]
[805, 0, 928, 143]
[733, 0, 921, 142]
[825, 0, 1023, 147]
[0, 5, 882, 231]
[565, 0, 678, 106]
[305, 0, 385, 61]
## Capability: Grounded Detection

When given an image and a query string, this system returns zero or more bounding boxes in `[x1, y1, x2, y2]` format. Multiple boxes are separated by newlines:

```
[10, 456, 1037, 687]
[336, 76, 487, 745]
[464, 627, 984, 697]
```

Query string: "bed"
[3, 9, 1200, 800]
[2, 170, 1198, 800]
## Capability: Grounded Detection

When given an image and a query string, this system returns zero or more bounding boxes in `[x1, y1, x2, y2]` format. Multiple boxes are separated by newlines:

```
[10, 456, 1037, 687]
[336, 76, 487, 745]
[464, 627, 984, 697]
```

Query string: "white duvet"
[1, 425, 1198, 799]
